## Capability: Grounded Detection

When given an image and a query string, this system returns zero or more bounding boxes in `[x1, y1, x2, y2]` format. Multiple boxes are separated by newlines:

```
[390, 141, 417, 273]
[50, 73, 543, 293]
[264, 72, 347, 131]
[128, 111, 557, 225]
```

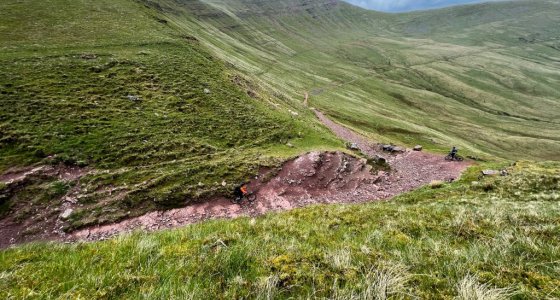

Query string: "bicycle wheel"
[246, 193, 257, 203]
[231, 197, 241, 204]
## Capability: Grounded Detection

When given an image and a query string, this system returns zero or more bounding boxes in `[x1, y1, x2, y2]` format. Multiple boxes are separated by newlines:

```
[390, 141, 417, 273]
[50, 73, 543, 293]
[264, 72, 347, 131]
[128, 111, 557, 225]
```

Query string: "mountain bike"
[231, 191, 257, 205]
[445, 154, 464, 161]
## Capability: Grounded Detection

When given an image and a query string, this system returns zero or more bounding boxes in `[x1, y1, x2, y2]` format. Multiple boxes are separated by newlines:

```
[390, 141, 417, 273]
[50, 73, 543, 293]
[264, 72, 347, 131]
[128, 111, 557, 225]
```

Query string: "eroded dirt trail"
[0, 165, 90, 248]
[315, 110, 380, 158]
[314, 109, 470, 189]
[1, 110, 471, 247]
[69, 112, 470, 243]
[72, 151, 388, 242]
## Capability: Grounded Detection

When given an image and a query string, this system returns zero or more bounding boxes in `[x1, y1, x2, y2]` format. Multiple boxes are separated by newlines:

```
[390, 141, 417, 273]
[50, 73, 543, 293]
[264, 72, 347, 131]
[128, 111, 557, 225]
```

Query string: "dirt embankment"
[313, 109, 470, 189]
[72, 151, 387, 241]
[0, 165, 89, 248]
[0, 112, 471, 248]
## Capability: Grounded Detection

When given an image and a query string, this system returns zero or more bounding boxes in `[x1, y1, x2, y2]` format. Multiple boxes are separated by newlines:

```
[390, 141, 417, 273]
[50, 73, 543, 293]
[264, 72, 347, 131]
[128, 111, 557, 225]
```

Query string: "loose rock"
[348, 143, 359, 150]
[127, 95, 142, 101]
[80, 54, 97, 60]
[374, 155, 387, 164]
[382, 145, 394, 152]
[392, 146, 405, 153]
[60, 209, 74, 220]
[481, 170, 500, 177]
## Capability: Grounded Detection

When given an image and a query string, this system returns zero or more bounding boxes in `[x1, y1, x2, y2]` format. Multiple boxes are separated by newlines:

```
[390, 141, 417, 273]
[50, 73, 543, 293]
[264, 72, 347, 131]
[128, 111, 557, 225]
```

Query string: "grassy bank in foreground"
[1, 161, 558, 299]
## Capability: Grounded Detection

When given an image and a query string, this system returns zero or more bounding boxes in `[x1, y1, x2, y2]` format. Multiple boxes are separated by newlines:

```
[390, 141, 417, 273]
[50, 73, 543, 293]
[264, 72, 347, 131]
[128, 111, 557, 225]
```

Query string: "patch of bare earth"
[1, 111, 471, 247]
[69, 118, 470, 243]
[314, 109, 471, 189]
[71, 151, 386, 242]
[0, 165, 89, 248]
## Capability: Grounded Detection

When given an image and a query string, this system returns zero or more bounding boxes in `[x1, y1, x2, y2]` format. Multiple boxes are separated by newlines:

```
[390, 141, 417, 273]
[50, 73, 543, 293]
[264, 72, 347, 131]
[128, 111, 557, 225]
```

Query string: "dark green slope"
[0, 0, 340, 228]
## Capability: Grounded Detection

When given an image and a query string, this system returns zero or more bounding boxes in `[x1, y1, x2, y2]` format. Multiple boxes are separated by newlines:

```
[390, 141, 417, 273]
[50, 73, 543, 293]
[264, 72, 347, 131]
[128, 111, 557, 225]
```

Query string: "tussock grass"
[1, 162, 558, 299]
[326, 248, 353, 270]
[256, 275, 280, 300]
[350, 265, 411, 300]
[429, 180, 445, 189]
[456, 275, 515, 300]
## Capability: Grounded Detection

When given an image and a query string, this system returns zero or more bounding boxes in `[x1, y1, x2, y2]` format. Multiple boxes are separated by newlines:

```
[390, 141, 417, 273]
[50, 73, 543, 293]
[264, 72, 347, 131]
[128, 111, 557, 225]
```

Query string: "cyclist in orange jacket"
[234, 183, 248, 203]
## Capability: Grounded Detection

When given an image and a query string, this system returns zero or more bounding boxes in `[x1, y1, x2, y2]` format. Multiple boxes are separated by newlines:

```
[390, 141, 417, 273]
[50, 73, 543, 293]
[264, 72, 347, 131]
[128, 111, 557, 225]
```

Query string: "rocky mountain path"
[1, 108, 472, 247]
[67, 110, 470, 243]
[314, 109, 470, 188]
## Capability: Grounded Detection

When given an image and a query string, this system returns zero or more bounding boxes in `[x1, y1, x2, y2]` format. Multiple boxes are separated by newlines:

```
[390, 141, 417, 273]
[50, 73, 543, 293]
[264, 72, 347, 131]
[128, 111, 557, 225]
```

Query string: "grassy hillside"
[0, 0, 341, 227]
[2, 0, 559, 226]
[1, 1, 559, 298]
[155, 0, 560, 160]
[1, 162, 558, 298]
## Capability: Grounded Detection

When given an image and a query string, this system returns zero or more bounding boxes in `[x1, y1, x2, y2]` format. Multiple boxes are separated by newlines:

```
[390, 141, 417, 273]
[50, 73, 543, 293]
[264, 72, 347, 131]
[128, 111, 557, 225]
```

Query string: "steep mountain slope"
[0, 0, 341, 229]
[151, 0, 560, 160]
[1, 0, 558, 232]
[1, 0, 558, 239]
[0, 0, 559, 298]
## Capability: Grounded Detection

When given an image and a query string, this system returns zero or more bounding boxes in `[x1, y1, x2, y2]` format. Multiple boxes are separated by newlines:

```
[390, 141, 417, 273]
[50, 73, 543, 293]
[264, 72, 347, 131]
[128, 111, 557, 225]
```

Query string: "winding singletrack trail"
[314, 109, 471, 192]
[1, 108, 472, 247]
[67, 110, 470, 243]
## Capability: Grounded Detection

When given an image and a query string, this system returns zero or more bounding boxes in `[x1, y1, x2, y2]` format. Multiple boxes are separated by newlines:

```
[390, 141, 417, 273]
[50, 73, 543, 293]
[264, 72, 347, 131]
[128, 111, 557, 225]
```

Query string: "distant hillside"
[152, 0, 560, 160]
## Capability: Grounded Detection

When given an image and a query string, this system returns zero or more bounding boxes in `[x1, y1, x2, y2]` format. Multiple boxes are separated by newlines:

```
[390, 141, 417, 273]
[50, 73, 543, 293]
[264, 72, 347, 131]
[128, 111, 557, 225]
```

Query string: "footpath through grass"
[1, 162, 558, 299]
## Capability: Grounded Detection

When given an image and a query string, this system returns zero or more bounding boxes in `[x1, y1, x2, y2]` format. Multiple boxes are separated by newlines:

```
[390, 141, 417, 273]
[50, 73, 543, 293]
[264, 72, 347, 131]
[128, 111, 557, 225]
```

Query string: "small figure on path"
[232, 183, 256, 204]
[450, 146, 458, 159]
[234, 183, 248, 202]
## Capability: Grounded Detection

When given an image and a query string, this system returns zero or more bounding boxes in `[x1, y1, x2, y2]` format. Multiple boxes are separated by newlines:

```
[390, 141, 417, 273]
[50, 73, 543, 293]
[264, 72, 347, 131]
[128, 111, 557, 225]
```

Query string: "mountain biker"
[449, 146, 458, 159]
[234, 183, 248, 202]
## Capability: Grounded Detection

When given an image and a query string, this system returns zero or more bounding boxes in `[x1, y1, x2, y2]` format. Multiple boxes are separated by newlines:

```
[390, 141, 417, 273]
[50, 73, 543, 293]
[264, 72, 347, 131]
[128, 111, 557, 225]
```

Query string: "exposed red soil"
[68, 110, 470, 242]
[0, 112, 471, 248]
[314, 109, 469, 186]
[0, 165, 89, 248]
[71, 151, 385, 242]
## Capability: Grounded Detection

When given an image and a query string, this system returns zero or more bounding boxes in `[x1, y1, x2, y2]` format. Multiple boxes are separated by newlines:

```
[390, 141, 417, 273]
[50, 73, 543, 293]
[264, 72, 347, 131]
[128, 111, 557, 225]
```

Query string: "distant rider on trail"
[450, 146, 458, 159]
[232, 182, 257, 204]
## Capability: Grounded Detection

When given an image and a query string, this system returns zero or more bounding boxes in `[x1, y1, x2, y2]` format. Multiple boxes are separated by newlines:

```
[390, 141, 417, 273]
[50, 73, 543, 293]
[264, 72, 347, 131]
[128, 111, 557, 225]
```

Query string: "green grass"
[1, 1, 559, 297]
[0, 0, 174, 49]
[157, 0, 560, 160]
[2, 0, 560, 226]
[1, 161, 558, 299]
[0, 0, 342, 228]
